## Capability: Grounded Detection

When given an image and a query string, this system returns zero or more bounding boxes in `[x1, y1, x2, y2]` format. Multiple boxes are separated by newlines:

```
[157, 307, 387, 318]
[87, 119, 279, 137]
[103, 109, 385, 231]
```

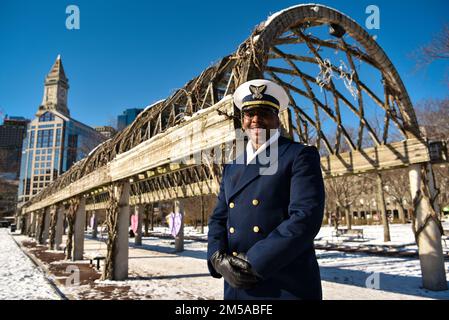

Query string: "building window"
[27, 150, 33, 175]
[39, 112, 55, 122]
[29, 131, 35, 148]
[36, 129, 54, 148]
[55, 128, 62, 147]
[53, 149, 60, 174]
[67, 134, 78, 167]
[38, 124, 55, 129]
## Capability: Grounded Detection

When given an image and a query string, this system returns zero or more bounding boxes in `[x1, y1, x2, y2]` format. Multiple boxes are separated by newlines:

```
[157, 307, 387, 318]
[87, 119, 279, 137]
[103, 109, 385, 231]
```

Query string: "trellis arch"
[231, 4, 420, 149]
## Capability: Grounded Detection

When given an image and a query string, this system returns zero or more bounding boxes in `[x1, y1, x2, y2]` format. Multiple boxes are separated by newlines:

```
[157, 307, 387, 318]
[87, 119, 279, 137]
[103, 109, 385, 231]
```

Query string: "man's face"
[241, 105, 280, 146]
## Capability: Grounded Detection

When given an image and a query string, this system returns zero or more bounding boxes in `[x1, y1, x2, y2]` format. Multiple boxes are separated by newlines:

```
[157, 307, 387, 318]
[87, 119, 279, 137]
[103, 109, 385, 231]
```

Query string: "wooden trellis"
[17, 3, 435, 220]
[22, 5, 428, 213]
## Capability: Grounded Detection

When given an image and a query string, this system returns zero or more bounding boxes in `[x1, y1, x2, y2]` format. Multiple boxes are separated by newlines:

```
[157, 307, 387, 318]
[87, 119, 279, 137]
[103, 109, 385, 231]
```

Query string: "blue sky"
[0, 0, 448, 128]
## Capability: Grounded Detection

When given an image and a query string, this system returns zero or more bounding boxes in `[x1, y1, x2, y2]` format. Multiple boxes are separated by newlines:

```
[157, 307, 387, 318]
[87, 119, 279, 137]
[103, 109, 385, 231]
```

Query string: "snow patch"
[0, 229, 60, 300]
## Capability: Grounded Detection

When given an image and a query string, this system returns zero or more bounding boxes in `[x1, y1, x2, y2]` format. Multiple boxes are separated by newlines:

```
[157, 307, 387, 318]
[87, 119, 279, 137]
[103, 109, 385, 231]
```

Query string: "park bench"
[86, 253, 105, 270]
[332, 227, 364, 240]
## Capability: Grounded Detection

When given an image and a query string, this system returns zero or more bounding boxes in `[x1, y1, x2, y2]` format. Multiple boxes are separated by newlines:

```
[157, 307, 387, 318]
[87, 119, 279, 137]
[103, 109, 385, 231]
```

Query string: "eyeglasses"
[242, 108, 277, 119]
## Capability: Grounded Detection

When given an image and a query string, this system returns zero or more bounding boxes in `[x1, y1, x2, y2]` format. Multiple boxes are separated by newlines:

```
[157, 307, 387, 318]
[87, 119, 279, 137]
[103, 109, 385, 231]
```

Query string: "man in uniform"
[207, 79, 325, 300]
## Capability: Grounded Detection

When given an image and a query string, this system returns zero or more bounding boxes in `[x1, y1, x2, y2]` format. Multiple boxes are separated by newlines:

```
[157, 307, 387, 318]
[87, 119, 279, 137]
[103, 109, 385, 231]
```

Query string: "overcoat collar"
[227, 136, 292, 201]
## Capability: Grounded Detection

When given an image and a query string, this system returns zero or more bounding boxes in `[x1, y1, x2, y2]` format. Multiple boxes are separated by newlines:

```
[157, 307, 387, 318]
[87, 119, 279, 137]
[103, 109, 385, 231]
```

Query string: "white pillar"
[426, 163, 441, 218]
[113, 182, 130, 280]
[15, 212, 21, 231]
[22, 213, 31, 235]
[42, 207, 51, 244]
[376, 172, 391, 242]
[35, 211, 41, 241]
[409, 164, 447, 291]
[134, 205, 144, 246]
[30, 211, 37, 237]
[28, 212, 34, 236]
[174, 200, 184, 252]
[91, 211, 98, 239]
[72, 197, 86, 261]
[54, 205, 65, 250]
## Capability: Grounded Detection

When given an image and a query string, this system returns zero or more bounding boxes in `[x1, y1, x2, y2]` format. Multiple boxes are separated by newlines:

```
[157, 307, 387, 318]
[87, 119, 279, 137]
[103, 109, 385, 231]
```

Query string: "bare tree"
[182, 195, 216, 232]
[415, 98, 449, 140]
[383, 168, 413, 224]
[413, 24, 449, 67]
[432, 163, 449, 218]
[414, 98, 449, 218]
[325, 175, 365, 230]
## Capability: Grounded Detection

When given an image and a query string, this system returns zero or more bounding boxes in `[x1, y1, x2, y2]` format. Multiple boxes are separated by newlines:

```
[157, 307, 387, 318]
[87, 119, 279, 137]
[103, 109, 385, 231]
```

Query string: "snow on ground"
[66, 225, 449, 300]
[0, 229, 61, 300]
[317, 250, 449, 299]
[140, 221, 449, 255]
[61, 235, 223, 300]
[6, 221, 449, 300]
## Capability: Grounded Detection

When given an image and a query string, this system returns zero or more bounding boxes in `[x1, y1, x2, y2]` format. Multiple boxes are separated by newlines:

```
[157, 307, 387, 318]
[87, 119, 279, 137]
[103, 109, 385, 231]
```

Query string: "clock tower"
[38, 54, 70, 116]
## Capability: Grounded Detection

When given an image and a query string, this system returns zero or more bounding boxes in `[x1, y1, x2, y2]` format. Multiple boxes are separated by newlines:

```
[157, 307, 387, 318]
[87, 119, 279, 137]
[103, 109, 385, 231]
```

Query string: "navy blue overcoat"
[207, 135, 325, 300]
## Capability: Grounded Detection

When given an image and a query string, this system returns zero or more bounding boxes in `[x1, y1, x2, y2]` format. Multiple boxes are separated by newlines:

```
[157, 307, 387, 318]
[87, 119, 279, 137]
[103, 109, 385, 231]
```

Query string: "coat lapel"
[228, 136, 291, 200]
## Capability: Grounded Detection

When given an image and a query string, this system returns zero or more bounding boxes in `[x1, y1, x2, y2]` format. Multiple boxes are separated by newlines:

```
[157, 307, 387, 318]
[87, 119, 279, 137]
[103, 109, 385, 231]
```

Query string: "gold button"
[229, 227, 235, 234]
[229, 202, 235, 208]
[252, 199, 259, 206]
[232, 252, 238, 256]
[253, 226, 260, 233]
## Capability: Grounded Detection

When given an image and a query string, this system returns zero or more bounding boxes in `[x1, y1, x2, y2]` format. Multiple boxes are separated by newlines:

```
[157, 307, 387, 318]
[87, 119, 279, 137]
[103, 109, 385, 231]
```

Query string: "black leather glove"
[210, 251, 260, 289]
[231, 253, 263, 279]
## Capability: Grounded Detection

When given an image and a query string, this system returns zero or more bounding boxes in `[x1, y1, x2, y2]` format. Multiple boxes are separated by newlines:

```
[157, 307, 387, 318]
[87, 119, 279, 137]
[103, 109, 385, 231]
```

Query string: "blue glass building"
[18, 56, 105, 203]
[117, 108, 143, 131]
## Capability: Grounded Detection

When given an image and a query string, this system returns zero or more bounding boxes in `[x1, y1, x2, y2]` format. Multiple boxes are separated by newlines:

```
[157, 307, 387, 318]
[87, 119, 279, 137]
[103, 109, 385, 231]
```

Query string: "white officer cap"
[233, 79, 289, 113]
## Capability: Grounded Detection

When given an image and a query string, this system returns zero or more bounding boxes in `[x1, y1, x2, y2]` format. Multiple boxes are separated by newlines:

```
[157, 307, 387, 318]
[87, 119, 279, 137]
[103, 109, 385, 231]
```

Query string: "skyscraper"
[18, 56, 106, 203]
[117, 108, 143, 131]
[0, 117, 30, 178]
